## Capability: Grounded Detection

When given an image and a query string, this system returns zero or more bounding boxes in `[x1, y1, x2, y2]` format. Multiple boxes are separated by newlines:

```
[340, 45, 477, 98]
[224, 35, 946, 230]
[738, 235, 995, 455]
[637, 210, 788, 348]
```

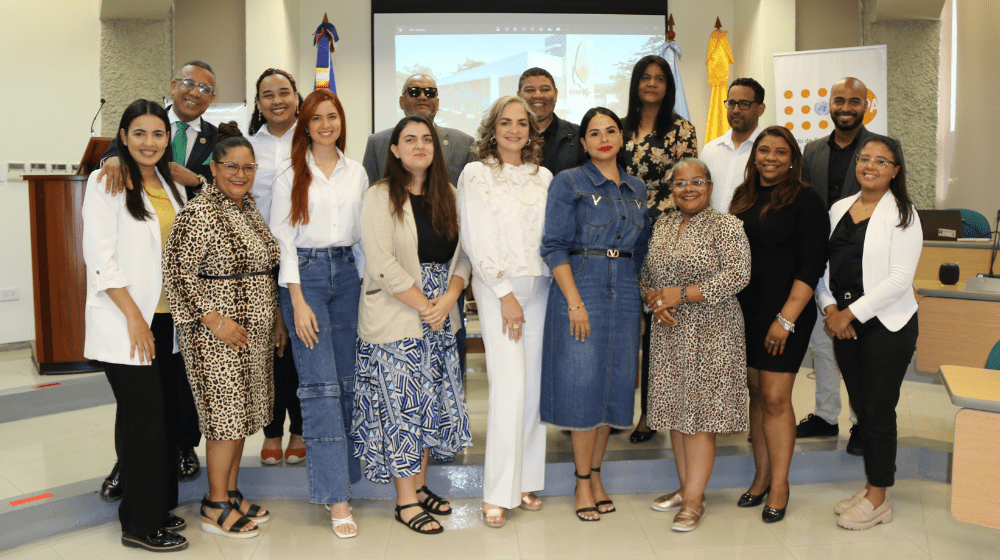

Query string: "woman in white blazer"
[351, 115, 472, 535]
[457, 96, 552, 528]
[82, 100, 189, 553]
[815, 134, 921, 531]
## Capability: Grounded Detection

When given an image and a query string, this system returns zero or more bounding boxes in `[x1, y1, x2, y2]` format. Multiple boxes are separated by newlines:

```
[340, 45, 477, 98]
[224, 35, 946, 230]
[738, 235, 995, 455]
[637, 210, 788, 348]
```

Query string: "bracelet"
[214, 319, 224, 333]
[680, 286, 689, 304]
[775, 312, 795, 333]
[568, 303, 585, 312]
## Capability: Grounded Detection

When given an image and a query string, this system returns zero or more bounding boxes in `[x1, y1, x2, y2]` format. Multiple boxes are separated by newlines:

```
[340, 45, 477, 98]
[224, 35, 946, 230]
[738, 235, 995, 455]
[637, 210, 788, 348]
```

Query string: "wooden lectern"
[26, 137, 111, 374]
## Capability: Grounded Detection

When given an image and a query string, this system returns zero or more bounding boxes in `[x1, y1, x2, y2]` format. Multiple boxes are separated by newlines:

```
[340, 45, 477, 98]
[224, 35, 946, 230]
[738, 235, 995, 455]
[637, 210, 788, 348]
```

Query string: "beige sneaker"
[835, 489, 867, 515]
[837, 496, 893, 530]
[651, 490, 683, 512]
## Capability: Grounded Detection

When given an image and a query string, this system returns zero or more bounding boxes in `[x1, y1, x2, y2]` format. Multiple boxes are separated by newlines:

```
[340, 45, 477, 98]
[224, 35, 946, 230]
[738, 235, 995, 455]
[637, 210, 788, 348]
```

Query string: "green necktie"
[173, 122, 189, 165]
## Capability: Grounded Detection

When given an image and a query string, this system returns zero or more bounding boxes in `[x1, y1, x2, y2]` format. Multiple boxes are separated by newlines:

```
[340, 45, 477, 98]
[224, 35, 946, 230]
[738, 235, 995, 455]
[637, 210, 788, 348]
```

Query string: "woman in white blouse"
[247, 68, 305, 466]
[458, 95, 553, 528]
[269, 89, 367, 538]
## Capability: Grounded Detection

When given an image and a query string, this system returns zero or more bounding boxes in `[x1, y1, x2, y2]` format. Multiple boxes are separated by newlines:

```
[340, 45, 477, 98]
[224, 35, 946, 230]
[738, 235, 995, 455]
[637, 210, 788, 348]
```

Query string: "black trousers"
[103, 313, 181, 535]
[833, 312, 918, 488]
[263, 344, 303, 438]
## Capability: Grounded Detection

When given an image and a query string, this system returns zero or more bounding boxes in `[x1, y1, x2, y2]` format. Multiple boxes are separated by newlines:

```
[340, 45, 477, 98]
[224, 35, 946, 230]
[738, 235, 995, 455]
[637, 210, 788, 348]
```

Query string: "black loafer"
[161, 512, 186, 531]
[177, 447, 201, 482]
[121, 528, 188, 552]
[629, 428, 657, 443]
[737, 485, 770, 508]
[100, 461, 123, 503]
[846, 425, 864, 456]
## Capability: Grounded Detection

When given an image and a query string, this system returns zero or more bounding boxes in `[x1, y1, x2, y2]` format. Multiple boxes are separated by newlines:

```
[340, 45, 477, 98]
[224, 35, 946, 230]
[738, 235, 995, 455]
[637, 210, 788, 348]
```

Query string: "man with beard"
[703, 77, 766, 212]
[796, 77, 876, 454]
[362, 73, 475, 185]
[516, 67, 583, 175]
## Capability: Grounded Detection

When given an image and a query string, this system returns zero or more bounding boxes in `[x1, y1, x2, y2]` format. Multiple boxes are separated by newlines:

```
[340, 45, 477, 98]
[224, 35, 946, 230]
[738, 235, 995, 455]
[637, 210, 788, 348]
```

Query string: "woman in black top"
[729, 126, 829, 523]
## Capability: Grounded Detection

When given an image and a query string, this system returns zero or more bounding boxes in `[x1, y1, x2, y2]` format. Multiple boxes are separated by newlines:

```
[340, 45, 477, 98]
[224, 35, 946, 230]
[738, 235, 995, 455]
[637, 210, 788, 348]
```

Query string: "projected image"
[392, 34, 662, 135]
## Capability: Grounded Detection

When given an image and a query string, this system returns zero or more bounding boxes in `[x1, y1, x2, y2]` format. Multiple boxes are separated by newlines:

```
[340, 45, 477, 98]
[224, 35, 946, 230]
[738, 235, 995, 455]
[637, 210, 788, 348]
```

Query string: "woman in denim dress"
[540, 107, 650, 521]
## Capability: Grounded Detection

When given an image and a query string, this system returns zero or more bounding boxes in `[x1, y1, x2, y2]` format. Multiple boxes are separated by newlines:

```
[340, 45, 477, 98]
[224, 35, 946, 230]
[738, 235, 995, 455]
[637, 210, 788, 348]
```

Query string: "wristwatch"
[775, 312, 795, 333]
[197, 174, 208, 188]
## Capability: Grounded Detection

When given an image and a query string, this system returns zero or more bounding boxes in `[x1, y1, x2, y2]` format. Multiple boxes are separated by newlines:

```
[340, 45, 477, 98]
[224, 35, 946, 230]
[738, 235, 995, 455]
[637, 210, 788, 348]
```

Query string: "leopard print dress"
[162, 182, 279, 440]
[639, 207, 751, 434]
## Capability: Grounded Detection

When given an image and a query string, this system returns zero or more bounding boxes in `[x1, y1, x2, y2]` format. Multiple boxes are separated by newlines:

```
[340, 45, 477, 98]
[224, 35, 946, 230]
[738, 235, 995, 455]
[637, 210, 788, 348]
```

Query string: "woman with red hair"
[270, 89, 368, 538]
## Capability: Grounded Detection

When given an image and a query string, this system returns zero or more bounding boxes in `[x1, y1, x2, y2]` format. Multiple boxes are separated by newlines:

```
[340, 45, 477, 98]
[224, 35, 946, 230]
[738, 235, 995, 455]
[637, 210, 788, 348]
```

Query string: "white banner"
[773, 45, 887, 147]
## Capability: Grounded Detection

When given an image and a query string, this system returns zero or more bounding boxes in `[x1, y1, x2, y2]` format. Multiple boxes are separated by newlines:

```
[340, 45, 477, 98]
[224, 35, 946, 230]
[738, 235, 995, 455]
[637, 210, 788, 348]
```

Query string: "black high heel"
[591, 467, 616, 513]
[737, 485, 770, 508]
[762, 492, 788, 523]
[574, 471, 600, 522]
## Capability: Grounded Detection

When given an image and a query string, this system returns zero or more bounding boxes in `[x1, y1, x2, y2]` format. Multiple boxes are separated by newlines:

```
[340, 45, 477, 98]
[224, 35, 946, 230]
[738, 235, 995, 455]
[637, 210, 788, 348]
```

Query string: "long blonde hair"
[474, 95, 543, 170]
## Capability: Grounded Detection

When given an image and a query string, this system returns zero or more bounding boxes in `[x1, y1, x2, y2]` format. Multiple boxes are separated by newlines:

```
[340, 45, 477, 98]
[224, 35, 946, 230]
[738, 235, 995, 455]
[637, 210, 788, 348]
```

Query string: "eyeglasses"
[724, 99, 756, 110]
[671, 179, 712, 190]
[405, 86, 438, 99]
[856, 155, 896, 168]
[176, 77, 215, 96]
[220, 162, 258, 175]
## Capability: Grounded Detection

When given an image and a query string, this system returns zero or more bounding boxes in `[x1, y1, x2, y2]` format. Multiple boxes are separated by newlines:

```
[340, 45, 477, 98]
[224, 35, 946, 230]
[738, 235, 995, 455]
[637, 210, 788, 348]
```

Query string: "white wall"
[0, 0, 102, 344]
[246, 0, 300, 111]
[732, 0, 797, 135]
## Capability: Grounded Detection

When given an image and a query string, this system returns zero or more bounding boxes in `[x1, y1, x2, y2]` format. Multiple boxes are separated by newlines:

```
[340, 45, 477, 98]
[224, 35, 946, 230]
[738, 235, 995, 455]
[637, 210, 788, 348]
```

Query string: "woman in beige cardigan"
[350, 115, 472, 535]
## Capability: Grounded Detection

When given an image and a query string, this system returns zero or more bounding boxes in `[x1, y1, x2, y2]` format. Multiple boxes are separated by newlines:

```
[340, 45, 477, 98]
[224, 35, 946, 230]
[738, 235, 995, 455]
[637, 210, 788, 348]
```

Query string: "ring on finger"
[656, 299, 663, 306]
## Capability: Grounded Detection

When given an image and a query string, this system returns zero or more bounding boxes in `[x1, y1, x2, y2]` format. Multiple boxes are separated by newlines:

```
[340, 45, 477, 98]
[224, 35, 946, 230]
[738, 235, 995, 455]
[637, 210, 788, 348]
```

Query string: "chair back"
[987, 339, 1000, 370]
[948, 208, 992, 238]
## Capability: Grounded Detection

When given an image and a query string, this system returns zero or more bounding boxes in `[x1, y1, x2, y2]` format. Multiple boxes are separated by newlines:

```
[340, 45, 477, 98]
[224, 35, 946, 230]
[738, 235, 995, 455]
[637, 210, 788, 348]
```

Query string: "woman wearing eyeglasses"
[816, 135, 920, 530]
[729, 126, 829, 523]
[640, 158, 751, 531]
[269, 89, 368, 538]
[163, 123, 280, 539]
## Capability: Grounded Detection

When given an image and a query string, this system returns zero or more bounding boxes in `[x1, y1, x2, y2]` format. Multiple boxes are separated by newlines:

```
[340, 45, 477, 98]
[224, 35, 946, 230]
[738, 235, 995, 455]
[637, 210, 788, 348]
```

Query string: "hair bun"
[217, 121, 244, 141]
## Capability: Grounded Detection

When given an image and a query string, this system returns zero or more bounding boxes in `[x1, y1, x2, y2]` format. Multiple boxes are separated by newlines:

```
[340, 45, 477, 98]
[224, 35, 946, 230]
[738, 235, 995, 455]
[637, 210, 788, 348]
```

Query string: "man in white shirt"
[703, 78, 766, 213]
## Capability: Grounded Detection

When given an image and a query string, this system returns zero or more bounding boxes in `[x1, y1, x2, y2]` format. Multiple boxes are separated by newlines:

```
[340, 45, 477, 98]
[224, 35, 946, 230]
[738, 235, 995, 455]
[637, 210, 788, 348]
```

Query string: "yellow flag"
[705, 29, 734, 143]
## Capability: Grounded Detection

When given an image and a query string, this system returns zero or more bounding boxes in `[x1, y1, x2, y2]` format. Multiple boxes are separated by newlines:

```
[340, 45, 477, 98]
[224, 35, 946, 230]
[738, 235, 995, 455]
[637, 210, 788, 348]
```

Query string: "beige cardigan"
[358, 182, 471, 344]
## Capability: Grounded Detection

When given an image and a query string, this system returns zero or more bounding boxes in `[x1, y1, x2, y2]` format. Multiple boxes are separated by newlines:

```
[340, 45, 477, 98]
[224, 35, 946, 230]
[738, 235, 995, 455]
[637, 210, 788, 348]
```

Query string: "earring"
[525, 138, 531, 146]
[789, 164, 793, 169]
[489, 136, 496, 145]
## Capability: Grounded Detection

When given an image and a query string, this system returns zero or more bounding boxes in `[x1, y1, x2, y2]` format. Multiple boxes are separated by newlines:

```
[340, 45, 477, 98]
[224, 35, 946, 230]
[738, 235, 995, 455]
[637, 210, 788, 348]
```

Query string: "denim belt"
[198, 266, 277, 280]
[569, 249, 633, 258]
[297, 246, 351, 257]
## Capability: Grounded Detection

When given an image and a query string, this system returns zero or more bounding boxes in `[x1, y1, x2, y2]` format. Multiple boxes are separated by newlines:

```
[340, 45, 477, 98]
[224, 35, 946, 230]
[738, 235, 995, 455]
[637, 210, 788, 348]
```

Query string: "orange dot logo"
[785, 122, 795, 130]
[818, 88, 828, 97]
[819, 121, 829, 129]
[801, 89, 810, 98]
[863, 89, 878, 125]
[784, 90, 793, 99]
[784, 107, 793, 115]
[801, 105, 811, 114]
[802, 122, 811, 130]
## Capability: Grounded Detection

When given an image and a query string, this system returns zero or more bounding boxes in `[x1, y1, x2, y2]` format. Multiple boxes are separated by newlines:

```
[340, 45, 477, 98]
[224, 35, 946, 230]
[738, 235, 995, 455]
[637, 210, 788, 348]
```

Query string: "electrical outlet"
[70, 164, 81, 174]
[0, 288, 20, 302]
[50, 163, 69, 173]
[7, 162, 25, 181]
[29, 163, 48, 174]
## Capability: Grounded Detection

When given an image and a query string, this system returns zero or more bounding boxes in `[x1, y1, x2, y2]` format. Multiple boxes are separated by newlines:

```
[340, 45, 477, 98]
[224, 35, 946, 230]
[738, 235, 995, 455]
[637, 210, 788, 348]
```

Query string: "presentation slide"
[373, 13, 666, 138]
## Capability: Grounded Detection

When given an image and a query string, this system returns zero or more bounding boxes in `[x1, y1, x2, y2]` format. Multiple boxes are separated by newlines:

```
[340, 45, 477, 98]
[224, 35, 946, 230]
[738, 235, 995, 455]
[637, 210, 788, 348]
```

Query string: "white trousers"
[474, 275, 550, 509]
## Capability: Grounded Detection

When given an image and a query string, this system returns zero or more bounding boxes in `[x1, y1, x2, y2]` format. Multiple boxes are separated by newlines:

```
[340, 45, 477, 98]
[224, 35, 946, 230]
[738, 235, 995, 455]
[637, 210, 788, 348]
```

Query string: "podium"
[26, 137, 111, 374]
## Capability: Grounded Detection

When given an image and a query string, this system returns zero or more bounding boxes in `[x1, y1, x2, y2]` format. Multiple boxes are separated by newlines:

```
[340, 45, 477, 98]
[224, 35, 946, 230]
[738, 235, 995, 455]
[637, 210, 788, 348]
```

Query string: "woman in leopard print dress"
[640, 158, 751, 532]
[163, 125, 280, 539]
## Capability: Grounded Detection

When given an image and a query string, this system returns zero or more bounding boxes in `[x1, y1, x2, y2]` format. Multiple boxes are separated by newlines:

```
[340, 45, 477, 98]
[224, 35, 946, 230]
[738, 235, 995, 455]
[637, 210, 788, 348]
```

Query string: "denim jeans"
[279, 247, 361, 504]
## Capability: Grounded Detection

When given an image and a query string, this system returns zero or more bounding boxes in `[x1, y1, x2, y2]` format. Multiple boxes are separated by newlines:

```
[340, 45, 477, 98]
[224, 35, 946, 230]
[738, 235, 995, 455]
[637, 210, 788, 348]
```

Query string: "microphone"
[90, 98, 106, 137]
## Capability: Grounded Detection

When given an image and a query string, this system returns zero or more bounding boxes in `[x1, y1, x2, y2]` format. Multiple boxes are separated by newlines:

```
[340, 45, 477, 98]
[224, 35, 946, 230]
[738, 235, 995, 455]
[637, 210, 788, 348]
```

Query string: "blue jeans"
[279, 247, 361, 504]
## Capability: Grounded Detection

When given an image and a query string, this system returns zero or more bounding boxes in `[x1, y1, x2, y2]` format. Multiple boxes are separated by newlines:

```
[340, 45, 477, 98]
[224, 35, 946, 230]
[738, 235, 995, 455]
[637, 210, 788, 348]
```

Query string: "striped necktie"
[173, 122, 189, 165]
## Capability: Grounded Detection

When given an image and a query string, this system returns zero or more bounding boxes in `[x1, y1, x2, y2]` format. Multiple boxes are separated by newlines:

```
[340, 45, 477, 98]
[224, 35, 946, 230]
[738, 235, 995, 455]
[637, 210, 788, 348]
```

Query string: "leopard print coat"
[163, 182, 279, 440]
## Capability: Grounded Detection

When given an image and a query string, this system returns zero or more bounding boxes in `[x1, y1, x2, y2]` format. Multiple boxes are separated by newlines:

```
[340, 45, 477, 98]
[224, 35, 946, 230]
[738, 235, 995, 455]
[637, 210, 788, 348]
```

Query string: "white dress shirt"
[167, 107, 201, 165]
[703, 124, 762, 213]
[249, 122, 294, 227]
[270, 149, 368, 286]
[457, 160, 553, 298]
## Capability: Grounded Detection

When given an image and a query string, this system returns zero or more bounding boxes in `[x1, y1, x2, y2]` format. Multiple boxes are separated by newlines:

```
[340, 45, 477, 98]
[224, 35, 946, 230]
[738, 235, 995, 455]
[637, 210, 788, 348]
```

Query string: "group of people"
[82, 54, 922, 553]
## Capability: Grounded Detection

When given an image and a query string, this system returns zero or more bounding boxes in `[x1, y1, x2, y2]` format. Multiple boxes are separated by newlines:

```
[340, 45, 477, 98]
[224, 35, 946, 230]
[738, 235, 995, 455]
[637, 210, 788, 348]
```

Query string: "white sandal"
[331, 515, 357, 539]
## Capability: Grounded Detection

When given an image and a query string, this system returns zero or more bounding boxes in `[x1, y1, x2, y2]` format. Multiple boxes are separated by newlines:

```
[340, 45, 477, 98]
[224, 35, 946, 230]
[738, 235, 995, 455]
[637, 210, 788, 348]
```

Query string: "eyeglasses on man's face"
[724, 99, 756, 110]
[406, 86, 438, 99]
[176, 77, 215, 96]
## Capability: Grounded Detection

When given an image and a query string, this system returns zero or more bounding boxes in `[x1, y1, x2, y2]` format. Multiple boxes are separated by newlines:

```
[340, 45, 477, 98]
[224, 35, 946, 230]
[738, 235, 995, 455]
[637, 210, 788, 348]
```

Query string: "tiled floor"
[2, 347, 996, 558]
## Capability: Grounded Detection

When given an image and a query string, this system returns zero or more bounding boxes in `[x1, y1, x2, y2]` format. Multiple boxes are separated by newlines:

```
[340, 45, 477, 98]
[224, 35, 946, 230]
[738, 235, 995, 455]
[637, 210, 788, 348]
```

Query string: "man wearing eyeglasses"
[362, 74, 475, 185]
[99, 61, 219, 201]
[796, 77, 880, 454]
[702, 78, 766, 213]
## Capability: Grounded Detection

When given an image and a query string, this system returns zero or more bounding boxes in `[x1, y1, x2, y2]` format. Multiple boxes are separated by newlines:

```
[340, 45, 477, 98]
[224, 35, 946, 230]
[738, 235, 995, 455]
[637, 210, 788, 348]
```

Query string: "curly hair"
[248, 68, 302, 135]
[473, 95, 542, 170]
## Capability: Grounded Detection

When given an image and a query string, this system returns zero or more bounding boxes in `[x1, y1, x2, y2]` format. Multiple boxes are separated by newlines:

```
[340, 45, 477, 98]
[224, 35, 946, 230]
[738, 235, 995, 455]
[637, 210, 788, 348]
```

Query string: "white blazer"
[82, 169, 187, 365]
[815, 191, 922, 332]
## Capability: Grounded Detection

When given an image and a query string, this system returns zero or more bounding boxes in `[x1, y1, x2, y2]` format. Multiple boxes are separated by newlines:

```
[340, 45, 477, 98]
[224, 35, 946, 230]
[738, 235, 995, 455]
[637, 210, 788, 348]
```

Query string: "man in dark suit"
[98, 61, 217, 501]
[517, 67, 583, 175]
[797, 77, 872, 453]
[362, 74, 475, 186]
[99, 60, 219, 200]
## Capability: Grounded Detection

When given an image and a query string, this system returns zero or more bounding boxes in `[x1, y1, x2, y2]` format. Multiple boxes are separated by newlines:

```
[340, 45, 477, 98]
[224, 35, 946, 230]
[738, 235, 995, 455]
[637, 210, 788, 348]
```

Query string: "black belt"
[835, 289, 864, 308]
[569, 249, 632, 258]
[198, 267, 277, 280]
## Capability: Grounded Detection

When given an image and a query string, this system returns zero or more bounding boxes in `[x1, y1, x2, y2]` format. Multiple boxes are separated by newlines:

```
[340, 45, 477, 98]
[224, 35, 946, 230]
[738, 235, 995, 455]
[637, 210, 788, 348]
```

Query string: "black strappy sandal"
[417, 485, 452, 515]
[395, 502, 443, 534]
[200, 496, 259, 539]
[591, 467, 616, 513]
[574, 471, 600, 522]
[228, 489, 270, 523]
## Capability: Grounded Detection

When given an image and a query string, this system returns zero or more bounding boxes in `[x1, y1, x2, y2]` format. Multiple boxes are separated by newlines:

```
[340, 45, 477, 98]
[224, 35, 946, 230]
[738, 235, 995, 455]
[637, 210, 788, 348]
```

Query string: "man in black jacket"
[517, 67, 583, 175]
